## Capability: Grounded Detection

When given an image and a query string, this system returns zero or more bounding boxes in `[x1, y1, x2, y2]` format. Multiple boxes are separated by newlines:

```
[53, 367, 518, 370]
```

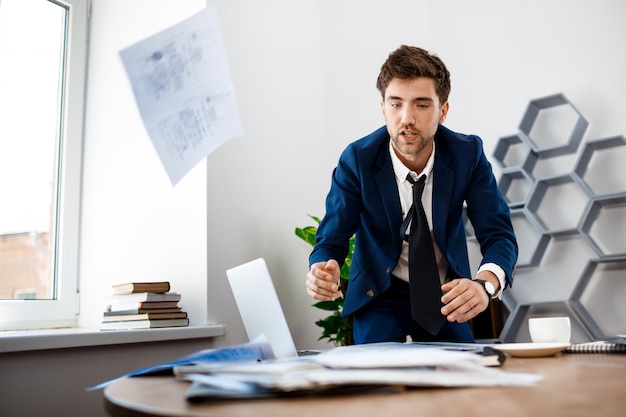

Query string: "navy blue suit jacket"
[310, 124, 518, 323]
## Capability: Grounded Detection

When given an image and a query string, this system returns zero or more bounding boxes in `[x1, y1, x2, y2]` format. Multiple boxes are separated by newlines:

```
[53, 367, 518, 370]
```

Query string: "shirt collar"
[389, 139, 436, 183]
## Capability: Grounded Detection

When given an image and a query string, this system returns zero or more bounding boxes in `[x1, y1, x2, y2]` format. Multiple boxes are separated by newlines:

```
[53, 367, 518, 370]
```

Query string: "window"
[0, 0, 89, 330]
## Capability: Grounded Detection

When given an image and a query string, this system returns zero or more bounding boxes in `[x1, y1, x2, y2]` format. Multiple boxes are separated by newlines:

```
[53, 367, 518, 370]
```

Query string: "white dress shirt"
[388, 140, 505, 299]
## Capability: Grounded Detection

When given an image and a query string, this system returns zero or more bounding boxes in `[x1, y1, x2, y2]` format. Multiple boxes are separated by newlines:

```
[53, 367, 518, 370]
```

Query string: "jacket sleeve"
[465, 137, 518, 288]
[309, 143, 362, 268]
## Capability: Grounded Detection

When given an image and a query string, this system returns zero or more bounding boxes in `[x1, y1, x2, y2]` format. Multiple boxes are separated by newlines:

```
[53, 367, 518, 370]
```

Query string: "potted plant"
[295, 215, 354, 346]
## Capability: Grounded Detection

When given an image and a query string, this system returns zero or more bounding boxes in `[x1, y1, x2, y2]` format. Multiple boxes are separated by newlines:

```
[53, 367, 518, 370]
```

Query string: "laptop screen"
[226, 258, 299, 359]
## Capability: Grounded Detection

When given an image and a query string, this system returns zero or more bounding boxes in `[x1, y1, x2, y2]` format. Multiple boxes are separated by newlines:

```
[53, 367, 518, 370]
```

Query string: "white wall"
[207, 0, 626, 349]
[79, 0, 208, 328]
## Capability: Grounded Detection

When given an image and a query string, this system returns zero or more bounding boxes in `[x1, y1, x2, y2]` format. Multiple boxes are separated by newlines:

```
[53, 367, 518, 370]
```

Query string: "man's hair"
[376, 45, 451, 105]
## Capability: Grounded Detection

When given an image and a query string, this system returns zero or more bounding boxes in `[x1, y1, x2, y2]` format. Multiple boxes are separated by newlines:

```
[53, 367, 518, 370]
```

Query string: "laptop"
[227, 258, 320, 359]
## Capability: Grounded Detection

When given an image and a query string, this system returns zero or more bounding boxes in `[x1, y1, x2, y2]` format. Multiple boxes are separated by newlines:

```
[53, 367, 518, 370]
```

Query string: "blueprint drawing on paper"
[120, 5, 243, 185]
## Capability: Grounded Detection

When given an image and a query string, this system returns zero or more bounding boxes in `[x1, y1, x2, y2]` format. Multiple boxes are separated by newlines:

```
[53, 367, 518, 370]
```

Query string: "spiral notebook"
[564, 338, 626, 354]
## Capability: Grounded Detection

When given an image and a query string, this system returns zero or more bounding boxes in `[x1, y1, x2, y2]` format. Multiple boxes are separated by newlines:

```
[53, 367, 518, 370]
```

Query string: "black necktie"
[400, 174, 445, 335]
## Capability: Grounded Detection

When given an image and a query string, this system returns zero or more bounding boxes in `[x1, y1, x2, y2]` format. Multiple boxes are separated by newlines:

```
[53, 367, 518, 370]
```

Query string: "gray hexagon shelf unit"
[509, 208, 550, 268]
[493, 134, 532, 170]
[498, 169, 534, 208]
[573, 135, 626, 196]
[526, 173, 591, 236]
[519, 93, 589, 158]
[493, 133, 540, 174]
[570, 257, 626, 339]
[462, 207, 550, 268]
[488, 92, 626, 342]
[580, 195, 626, 258]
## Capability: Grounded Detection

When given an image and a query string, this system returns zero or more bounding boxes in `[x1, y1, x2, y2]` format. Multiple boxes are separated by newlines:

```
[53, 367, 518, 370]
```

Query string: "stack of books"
[100, 281, 189, 330]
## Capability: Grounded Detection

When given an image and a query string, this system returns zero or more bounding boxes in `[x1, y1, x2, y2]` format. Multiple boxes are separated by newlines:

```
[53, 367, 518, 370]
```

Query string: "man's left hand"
[440, 278, 490, 323]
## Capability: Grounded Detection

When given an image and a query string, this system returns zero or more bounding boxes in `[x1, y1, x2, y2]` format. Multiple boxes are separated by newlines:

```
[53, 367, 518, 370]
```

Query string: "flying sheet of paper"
[120, 5, 243, 185]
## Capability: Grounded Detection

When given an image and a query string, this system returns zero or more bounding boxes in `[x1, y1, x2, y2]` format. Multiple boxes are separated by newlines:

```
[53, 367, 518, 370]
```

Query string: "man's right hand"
[306, 260, 341, 301]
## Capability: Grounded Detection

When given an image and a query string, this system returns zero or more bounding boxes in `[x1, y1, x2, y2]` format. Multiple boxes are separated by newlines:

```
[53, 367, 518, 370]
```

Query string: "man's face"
[381, 77, 449, 164]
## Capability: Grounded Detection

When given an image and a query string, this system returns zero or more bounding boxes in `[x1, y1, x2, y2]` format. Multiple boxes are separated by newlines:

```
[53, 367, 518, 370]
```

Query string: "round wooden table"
[104, 353, 626, 417]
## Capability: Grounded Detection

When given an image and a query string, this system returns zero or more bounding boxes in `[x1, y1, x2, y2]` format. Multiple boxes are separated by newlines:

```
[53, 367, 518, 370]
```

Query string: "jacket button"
[366, 290, 375, 298]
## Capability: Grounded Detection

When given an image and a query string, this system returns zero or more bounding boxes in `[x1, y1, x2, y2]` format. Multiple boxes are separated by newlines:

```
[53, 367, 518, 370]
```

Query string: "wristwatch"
[474, 279, 496, 298]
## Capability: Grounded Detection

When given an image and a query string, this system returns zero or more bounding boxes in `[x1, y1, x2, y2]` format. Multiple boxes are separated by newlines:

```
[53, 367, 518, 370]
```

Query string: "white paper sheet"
[120, 5, 243, 185]
[312, 342, 478, 368]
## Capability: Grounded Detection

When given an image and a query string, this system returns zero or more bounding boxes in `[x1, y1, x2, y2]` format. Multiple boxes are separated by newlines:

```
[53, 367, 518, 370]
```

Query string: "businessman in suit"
[306, 45, 517, 344]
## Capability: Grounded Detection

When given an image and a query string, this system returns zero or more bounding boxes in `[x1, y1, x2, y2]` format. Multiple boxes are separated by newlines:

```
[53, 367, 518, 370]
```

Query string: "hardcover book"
[103, 307, 182, 316]
[99, 318, 189, 330]
[105, 292, 181, 303]
[112, 281, 171, 295]
[105, 301, 181, 312]
[101, 311, 188, 322]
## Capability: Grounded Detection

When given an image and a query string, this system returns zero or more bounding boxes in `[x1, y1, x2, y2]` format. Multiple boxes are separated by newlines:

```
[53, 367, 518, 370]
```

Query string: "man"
[306, 45, 517, 344]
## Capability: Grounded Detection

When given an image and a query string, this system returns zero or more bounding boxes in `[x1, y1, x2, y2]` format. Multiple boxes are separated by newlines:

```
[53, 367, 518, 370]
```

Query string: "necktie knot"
[406, 174, 426, 200]
[400, 174, 426, 242]
[406, 173, 426, 185]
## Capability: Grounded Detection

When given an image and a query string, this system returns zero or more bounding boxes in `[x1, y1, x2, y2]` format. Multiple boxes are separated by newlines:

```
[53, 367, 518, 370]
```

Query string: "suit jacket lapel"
[374, 140, 403, 251]
[433, 142, 455, 253]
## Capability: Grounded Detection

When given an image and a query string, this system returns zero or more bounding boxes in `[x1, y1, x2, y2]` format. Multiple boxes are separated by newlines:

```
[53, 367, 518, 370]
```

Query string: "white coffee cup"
[528, 316, 571, 343]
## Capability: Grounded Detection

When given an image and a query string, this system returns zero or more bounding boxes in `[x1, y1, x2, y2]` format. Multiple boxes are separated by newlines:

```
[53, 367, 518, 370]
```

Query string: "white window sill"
[0, 324, 225, 353]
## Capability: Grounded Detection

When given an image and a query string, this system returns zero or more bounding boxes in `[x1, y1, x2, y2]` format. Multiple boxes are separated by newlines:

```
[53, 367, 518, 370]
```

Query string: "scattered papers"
[90, 338, 544, 399]
[174, 342, 543, 401]
[181, 364, 542, 401]
[119, 5, 243, 185]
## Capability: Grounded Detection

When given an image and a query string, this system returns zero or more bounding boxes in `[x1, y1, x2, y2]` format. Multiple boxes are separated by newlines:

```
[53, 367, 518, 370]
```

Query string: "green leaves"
[312, 300, 335, 311]
[296, 214, 354, 346]
[294, 214, 320, 247]
[315, 311, 347, 344]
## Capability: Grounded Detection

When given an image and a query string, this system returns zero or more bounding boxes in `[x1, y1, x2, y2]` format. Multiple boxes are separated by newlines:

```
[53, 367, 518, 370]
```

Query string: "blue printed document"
[87, 336, 274, 390]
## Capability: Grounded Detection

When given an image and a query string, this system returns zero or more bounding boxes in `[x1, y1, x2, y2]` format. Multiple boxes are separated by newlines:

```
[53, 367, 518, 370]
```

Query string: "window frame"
[0, 0, 89, 330]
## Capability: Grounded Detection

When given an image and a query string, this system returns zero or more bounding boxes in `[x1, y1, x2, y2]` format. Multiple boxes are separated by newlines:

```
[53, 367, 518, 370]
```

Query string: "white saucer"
[490, 342, 570, 357]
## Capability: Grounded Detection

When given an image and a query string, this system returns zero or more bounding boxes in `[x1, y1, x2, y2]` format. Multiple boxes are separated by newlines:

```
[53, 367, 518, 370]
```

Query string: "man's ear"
[439, 101, 449, 123]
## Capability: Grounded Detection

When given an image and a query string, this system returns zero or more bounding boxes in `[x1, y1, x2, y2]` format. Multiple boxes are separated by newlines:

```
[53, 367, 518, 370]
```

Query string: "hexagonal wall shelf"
[487, 93, 626, 343]
[570, 257, 626, 339]
[464, 206, 551, 268]
[519, 93, 589, 158]
[573, 135, 626, 196]
[580, 195, 626, 257]
[498, 169, 534, 208]
[493, 133, 539, 176]
[509, 208, 550, 267]
[526, 173, 591, 235]
[493, 134, 530, 169]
